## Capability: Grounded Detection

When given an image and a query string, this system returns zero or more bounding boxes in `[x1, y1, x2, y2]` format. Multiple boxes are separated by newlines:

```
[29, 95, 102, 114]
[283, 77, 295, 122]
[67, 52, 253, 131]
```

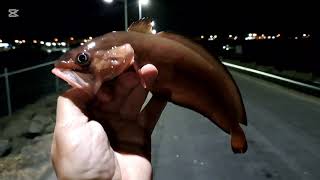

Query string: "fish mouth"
[52, 68, 94, 89]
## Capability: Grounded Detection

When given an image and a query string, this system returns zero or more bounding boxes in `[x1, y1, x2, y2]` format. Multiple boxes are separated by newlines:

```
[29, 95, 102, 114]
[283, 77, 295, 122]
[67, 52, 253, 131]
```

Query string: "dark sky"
[0, 0, 318, 39]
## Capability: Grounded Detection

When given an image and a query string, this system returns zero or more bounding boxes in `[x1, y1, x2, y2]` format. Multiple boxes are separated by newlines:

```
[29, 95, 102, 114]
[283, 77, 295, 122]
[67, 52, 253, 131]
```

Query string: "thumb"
[56, 88, 93, 129]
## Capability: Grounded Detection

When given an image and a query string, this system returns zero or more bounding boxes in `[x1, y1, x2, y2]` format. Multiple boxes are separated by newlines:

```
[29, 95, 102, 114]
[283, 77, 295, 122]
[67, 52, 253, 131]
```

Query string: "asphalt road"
[47, 70, 320, 180]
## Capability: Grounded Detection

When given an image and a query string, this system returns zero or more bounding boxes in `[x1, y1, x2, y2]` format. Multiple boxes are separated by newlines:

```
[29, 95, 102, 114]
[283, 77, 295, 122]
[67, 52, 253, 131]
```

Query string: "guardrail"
[222, 61, 320, 95]
[0, 61, 59, 116]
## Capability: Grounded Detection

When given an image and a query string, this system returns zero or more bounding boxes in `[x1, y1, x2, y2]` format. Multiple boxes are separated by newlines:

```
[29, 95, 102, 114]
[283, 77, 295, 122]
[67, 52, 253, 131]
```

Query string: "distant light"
[139, 0, 149, 5]
[89, 36, 93, 40]
[33, 40, 37, 43]
[112, 31, 116, 32]
[272, 36, 275, 39]
[62, 49, 67, 53]
[84, 39, 88, 43]
[234, 36, 238, 40]
[226, 47, 230, 51]
[229, 35, 232, 38]
[200, 35, 204, 39]
[52, 42, 57, 46]
[22, 40, 26, 43]
[295, 37, 298, 40]
[14, 40, 19, 43]
[103, 0, 113, 3]
[12, 46, 16, 49]
[45, 42, 51, 47]
[267, 36, 271, 39]
[213, 35, 217, 39]
[222, 46, 226, 49]
[61, 42, 66, 46]
[54, 38, 58, 42]
[303, 33, 307, 37]
[70, 37, 74, 41]
[0, 39, 2, 43]
[276, 34, 281, 37]
[0, 43, 9, 48]
[80, 43, 84, 45]
[252, 33, 257, 37]
[19, 41, 23, 44]
[152, 29, 157, 34]
[47, 49, 52, 53]
[248, 33, 252, 37]
[151, 21, 155, 27]
[40, 41, 45, 44]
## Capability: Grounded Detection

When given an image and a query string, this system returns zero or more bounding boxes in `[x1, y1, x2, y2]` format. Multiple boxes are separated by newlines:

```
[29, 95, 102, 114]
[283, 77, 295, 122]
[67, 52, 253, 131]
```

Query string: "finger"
[140, 95, 167, 133]
[56, 88, 92, 129]
[121, 64, 159, 119]
[138, 64, 158, 89]
[120, 84, 148, 120]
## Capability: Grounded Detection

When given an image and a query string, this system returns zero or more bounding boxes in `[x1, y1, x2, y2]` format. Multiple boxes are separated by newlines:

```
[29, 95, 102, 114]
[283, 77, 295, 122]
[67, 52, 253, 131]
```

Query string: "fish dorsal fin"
[127, 17, 153, 33]
[157, 31, 247, 126]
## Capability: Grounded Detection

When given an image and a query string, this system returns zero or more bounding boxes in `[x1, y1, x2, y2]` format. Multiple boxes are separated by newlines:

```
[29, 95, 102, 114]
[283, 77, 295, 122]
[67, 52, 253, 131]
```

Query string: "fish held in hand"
[52, 18, 248, 153]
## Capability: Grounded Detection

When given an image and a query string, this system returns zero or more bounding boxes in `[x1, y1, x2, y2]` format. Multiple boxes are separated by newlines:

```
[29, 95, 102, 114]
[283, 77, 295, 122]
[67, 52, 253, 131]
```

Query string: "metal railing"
[0, 61, 59, 116]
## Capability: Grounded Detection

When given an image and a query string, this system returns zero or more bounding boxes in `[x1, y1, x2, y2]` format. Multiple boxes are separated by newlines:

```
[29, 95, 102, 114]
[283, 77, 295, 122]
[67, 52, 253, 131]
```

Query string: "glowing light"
[152, 29, 157, 34]
[14, 40, 19, 43]
[272, 36, 275, 39]
[84, 39, 88, 43]
[303, 34, 307, 37]
[229, 35, 232, 38]
[267, 36, 271, 39]
[0, 43, 9, 48]
[47, 49, 52, 53]
[276, 34, 281, 37]
[45, 42, 51, 47]
[54, 38, 58, 42]
[33, 40, 37, 43]
[61, 42, 66, 46]
[22, 40, 26, 43]
[103, 0, 113, 3]
[234, 36, 238, 40]
[248, 33, 252, 37]
[0, 39, 2, 43]
[80, 43, 84, 45]
[52, 42, 57, 46]
[295, 37, 298, 40]
[62, 49, 67, 53]
[223, 46, 226, 49]
[87, 42, 96, 49]
[139, 0, 149, 6]
[70, 37, 74, 41]
[151, 21, 155, 27]
[40, 41, 44, 44]
[89, 36, 93, 40]
[19, 41, 23, 44]
[213, 35, 217, 39]
[252, 33, 257, 37]
[201, 35, 204, 39]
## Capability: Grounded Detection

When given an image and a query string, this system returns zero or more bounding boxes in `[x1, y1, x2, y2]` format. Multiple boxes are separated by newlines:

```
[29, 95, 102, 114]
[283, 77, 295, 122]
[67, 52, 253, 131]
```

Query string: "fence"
[0, 61, 63, 116]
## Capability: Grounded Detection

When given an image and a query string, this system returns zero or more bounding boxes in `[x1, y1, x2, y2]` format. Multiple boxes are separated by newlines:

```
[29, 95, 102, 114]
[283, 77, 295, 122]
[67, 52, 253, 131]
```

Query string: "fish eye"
[76, 53, 90, 66]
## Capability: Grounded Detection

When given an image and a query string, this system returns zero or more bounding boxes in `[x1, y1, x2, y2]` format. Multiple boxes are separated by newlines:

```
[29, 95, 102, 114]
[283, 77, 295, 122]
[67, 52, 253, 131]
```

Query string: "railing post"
[4, 68, 12, 116]
[55, 76, 59, 93]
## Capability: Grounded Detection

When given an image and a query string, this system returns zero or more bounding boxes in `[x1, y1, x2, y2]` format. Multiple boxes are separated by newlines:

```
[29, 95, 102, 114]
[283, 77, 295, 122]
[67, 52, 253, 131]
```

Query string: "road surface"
[47, 70, 320, 180]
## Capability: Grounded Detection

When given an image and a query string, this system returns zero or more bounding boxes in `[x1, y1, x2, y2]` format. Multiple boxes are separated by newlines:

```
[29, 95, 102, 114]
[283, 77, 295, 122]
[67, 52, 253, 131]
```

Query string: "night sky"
[0, 0, 318, 40]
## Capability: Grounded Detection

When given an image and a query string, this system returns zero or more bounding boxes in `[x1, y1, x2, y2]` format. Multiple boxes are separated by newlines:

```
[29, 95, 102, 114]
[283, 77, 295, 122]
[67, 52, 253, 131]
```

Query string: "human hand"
[51, 64, 167, 180]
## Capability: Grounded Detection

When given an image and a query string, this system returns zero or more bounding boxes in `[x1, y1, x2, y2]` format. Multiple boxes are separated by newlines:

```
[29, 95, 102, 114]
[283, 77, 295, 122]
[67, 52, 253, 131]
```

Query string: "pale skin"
[51, 64, 167, 180]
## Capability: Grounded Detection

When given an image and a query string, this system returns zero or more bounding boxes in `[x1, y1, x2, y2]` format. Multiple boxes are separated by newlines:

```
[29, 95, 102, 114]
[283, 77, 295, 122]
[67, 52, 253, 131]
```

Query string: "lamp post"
[138, 0, 149, 19]
[104, 0, 128, 30]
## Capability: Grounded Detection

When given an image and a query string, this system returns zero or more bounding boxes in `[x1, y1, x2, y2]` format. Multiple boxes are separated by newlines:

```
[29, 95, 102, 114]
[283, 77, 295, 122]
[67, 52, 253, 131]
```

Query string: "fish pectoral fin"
[230, 125, 248, 153]
[127, 17, 153, 33]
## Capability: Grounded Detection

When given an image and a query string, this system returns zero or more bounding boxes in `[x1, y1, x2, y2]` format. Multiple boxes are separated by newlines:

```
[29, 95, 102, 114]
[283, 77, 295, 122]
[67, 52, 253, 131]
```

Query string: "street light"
[138, 0, 149, 19]
[104, 0, 128, 31]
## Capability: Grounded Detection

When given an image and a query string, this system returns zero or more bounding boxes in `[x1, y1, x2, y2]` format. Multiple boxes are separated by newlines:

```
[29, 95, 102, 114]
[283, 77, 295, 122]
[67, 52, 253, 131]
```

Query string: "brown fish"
[52, 18, 248, 153]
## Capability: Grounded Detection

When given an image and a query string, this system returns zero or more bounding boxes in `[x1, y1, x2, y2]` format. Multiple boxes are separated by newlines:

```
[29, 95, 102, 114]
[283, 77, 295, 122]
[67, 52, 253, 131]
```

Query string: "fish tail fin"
[230, 125, 248, 153]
